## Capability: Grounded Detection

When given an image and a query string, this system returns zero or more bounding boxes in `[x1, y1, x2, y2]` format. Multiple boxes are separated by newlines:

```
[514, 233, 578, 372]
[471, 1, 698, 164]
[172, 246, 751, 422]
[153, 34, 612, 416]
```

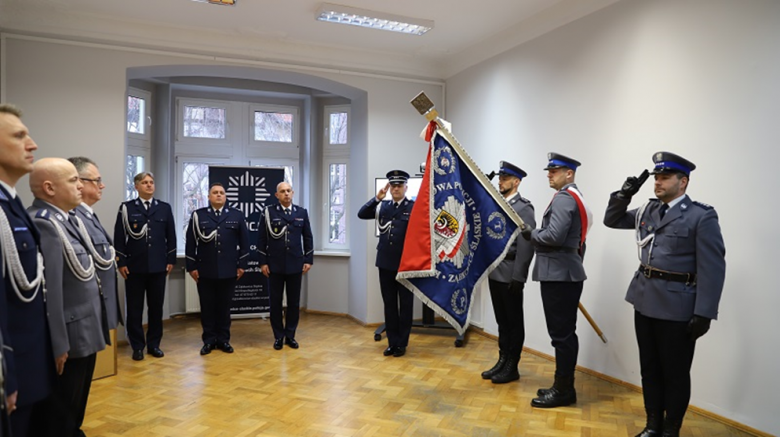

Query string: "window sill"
[314, 250, 351, 257]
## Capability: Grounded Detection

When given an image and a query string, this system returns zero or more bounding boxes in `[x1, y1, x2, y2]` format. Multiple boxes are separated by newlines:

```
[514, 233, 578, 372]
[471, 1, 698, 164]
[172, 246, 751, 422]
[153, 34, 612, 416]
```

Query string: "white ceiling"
[0, 0, 620, 79]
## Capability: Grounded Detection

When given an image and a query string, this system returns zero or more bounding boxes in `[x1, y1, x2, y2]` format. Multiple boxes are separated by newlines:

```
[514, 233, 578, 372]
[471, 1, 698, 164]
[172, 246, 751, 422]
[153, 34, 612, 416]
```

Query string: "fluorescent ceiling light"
[316, 3, 433, 36]
[191, 0, 236, 6]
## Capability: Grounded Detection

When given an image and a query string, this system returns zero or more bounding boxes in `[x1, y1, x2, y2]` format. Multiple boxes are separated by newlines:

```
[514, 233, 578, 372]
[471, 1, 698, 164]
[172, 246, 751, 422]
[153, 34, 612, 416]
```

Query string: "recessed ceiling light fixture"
[192, 0, 236, 6]
[316, 3, 433, 36]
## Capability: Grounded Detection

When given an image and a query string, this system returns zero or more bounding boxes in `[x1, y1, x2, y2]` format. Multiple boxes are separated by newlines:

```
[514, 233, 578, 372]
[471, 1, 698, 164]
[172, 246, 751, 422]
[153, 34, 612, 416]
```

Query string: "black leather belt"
[504, 253, 516, 261]
[638, 264, 696, 285]
[536, 246, 578, 254]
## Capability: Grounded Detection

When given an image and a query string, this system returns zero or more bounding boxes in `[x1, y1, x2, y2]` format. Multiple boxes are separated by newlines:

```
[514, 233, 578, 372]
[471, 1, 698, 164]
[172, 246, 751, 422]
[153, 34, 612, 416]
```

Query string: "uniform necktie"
[659, 203, 669, 219]
[285, 208, 291, 215]
[215, 210, 221, 217]
[393, 202, 399, 208]
[144, 200, 151, 210]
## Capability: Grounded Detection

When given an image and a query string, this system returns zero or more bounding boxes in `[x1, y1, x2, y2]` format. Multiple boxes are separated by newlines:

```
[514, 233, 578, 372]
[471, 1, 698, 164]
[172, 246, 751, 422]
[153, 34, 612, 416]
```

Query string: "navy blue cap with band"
[499, 161, 527, 179]
[386, 169, 410, 185]
[543, 152, 581, 171]
[650, 152, 696, 175]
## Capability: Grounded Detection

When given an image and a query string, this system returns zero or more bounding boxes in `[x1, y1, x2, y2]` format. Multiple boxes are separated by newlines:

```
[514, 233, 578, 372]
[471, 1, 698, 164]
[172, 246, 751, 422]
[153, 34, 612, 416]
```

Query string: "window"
[126, 87, 151, 201]
[254, 111, 293, 142]
[175, 157, 228, 250]
[125, 155, 145, 200]
[322, 105, 350, 250]
[250, 104, 298, 147]
[183, 105, 226, 139]
[127, 96, 146, 135]
[329, 111, 348, 145]
[327, 163, 347, 244]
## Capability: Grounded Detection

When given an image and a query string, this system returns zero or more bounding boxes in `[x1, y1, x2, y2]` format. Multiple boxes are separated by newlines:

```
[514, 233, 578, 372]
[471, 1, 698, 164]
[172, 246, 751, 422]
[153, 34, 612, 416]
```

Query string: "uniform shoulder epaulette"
[518, 195, 531, 204]
[35, 209, 51, 220]
[647, 198, 661, 204]
[692, 200, 714, 210]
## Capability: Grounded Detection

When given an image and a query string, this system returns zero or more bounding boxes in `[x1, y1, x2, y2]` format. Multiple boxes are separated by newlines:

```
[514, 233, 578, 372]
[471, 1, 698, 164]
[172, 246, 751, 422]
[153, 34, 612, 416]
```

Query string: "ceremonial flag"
[396, 121, 522, 334]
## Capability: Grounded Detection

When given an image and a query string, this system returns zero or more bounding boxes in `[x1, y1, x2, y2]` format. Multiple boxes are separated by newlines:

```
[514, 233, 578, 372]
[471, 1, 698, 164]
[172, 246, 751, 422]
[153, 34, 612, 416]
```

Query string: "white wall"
[1, 35, 443, 328]
[446, 0, 780, 434]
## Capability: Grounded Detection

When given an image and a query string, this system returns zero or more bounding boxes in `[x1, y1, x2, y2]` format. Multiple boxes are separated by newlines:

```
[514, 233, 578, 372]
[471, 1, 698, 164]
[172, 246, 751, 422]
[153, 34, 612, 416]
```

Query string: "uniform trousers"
[540, 281, 583, 377]
[197, 277, 236, 345]
[488, 279, 525, 358]
[269, 272, 302, 340]
[125, 272, 166, 351]
[378, 268, 413, 348]
[30, 353, 96, 437]
[10, 403, 34, 437]
[634, 311, 696, 421]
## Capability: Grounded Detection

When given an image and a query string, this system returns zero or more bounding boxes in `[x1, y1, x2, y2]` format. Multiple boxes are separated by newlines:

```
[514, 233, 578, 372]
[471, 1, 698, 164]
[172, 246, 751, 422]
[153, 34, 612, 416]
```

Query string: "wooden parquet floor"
[85, 313, 755, 437]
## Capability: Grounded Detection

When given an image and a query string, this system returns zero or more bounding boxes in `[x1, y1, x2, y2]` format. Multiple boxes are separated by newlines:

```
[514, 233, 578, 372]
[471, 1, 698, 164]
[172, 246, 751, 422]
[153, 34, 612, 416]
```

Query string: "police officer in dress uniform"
[604, 152, 725, 437]
[113, 172, 176, 361]
[186, 183, 249, 355]
[482, 162, 536, 383]
[28, 158, 110, 437]
[357, 170, 415, 357]
[258, 182, 313, 350]
[68, 157, 121, 332]
[0, 104, 56, 437]
[521, 153, 591, 408]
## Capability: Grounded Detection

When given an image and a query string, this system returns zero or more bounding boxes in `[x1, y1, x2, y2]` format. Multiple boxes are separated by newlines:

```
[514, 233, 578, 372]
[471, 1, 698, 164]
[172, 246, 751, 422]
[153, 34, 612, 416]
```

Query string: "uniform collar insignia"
[680, 203, 688, 210]
[55, 213, 64, 221]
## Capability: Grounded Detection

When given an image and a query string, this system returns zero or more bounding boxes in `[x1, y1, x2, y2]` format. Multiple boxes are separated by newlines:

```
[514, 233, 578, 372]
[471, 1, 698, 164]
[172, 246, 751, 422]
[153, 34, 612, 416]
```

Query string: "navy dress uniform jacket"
[113, 198, 177, 274]
[29, 199, 109, 360]
[185, 206, 249, 279]
[488, 194, 536, 283]
[0, 187, 54, 408]
[530, 183, 587, 282]
[604, 193, 726, 321]
[357, 197, 414, 271]
[74, 204, 120, 330]
[258, 204, 313, 274]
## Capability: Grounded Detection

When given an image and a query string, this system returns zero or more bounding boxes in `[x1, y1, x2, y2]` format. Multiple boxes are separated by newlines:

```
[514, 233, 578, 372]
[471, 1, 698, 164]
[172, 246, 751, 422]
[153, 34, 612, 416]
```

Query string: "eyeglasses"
[80, 177, 103, 185]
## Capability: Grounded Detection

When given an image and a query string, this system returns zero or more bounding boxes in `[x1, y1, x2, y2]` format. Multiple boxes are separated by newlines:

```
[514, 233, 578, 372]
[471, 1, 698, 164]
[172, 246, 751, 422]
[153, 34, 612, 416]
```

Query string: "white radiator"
[184, 273, 201, 313]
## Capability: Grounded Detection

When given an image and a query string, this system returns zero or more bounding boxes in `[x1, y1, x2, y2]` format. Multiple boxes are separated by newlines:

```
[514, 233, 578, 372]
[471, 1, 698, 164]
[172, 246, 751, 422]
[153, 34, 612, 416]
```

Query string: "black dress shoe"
[285, 338, 299, 349]
[148, 347, 165, 358]
[132, 350, 144, 361]
[218, 342, 234, 353]
[383, 346, 395, 356]
[530, 387, 577, 408]
[273, 338, 283, 350]
[393, 346, 406, 357]
[200, 344, 214, 355]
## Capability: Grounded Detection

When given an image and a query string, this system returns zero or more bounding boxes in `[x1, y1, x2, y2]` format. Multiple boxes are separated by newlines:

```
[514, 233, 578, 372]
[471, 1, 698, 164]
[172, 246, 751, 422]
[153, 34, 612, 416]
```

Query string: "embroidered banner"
[396, 122, 522, 334]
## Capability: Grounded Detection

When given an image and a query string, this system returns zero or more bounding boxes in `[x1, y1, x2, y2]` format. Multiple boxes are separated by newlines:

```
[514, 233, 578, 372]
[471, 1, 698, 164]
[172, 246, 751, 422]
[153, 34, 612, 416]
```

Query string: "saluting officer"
[68, 157, 121, 332]
[521, 153, 591, 408]
[357, 170, 415, 358]
[258, 182, 313, 350]
[186, 183, 249, 356]
[604, 152, 726, 437]
[113, 172, 176, 361]
[29, 158, 110, 437]
[0, 103, 55, 437]
[482, 161, 536, 383]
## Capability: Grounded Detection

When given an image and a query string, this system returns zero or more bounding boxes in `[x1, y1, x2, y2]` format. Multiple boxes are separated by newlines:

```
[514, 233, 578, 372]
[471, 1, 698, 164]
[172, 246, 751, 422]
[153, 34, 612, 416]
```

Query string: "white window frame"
[322, 105, 350, 250]
[176, 98, 232, 144]
[249, 103, 299, 152]
[249, 158, 300, 206]
[127, 87, 151, 141]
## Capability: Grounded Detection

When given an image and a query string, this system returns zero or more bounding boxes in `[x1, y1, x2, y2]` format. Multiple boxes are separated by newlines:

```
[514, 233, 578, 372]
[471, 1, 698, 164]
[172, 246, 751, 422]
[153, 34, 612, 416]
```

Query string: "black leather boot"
[531, 375, 576, 408]
[481, 352, 507, 380]
[491, 355, 520, 384]
[635, 410, 664, 437]
[661, 418, 682, 437]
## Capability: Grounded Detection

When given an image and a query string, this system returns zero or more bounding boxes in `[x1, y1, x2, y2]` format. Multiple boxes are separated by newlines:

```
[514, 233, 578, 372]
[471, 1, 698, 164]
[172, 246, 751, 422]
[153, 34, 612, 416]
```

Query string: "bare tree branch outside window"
[328, 163, 347, 244]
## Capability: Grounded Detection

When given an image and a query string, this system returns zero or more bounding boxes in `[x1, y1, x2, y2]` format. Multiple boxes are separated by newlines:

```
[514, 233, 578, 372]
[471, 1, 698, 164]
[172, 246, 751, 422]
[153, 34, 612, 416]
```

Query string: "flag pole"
[578, 303, 608, 343]
[409, 91, 526, 230]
